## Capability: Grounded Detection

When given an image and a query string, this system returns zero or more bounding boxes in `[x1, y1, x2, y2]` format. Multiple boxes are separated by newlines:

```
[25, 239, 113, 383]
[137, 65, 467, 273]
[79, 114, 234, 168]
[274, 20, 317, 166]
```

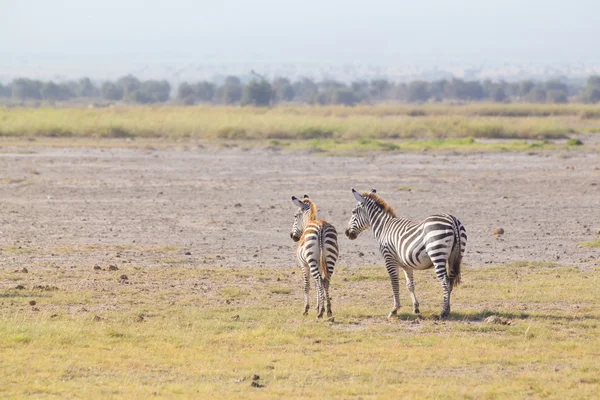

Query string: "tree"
[77, 77, 98, 97]
[11, 78, 42, 100]
[350, 80, 369, 102]
[193, 81, 215, 102]
[369, 79, 392, 101]
[546, 90, 568, 103]
[272, 77, 294, 103]
[125, 90, 152, 104]
[583, 87, 600, 103]
[116, 75, 141, 97]
[0, 83, 10, 97]
[241, 79, 272, 106]
[41, 81, 73, 101]
[329, 88, 357, 106]
[489, 86, 507, 102]
[140, 80, 170, 103]
[101, 82, 123, 101]
[526, 87, 547, 103]
[177, 82, 194, 101]
[445, 79, 485, 101]
[292, 78, 319, 104]
[545, 79, 568, 93]
[428, 80, 447, 102]
[518, 80, 535, 98]
[216, 76, 242, 104]
[583, 76, 600, 103]
[406, 81, 430, 102]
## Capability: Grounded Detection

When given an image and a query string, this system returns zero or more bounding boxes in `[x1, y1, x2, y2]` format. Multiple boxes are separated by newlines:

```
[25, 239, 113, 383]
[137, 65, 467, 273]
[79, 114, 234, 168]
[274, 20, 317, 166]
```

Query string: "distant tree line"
[2, 74, 600, 105]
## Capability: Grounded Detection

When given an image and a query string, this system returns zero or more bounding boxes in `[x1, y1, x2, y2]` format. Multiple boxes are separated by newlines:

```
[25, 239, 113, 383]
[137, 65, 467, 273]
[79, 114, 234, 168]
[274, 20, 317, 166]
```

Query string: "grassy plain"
[1, 261, 599, 399]
[1, 104, 600, 142]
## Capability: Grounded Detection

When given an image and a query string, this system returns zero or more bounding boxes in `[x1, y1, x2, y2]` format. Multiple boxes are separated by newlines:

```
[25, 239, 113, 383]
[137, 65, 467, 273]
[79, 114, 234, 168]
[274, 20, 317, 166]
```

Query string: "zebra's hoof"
[440, 311, 450, 319]
[387, 311, 398, 319]
[327, 311, 332, 318]
[413, 308, 420, 314]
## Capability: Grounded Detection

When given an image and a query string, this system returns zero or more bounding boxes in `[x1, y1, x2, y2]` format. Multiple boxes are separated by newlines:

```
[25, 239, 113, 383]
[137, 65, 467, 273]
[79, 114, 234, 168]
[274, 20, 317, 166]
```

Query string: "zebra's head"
[290, 194, 316, 242]
[345, 188, 376, 240]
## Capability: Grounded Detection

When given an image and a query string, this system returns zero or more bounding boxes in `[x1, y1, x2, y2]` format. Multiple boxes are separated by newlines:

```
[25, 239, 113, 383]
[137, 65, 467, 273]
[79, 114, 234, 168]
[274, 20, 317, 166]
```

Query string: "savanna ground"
[1, 104, 600, 398]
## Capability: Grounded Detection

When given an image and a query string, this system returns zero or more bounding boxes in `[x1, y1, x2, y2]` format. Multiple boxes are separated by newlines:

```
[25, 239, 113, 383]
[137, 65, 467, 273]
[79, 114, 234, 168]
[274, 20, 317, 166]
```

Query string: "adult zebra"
[345, 189, 467, 319]
[290, 195, 339, 318]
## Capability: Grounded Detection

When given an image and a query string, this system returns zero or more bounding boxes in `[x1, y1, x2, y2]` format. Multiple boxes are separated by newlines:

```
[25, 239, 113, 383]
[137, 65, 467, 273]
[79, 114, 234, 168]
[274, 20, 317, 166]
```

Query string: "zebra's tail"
[319, 227, 331, 281]
[447, 217, 463, 287]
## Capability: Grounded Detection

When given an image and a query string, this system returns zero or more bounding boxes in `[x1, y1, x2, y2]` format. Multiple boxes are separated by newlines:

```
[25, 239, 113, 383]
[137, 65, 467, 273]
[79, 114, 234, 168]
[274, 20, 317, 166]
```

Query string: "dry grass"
[1, 261, 599, 398]
[2, 104, 599, 141]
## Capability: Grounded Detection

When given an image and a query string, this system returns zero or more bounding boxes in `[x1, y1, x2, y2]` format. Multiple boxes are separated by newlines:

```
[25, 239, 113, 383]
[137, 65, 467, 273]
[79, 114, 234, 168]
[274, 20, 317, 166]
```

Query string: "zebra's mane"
[363, 192, 396, 218]
[303, 198, 317, 220]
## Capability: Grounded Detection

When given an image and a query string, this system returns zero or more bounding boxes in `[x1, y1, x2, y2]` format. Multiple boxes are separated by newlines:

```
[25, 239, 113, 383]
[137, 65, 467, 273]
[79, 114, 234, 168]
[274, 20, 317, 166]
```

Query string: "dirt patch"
[0, 145, 598, 276]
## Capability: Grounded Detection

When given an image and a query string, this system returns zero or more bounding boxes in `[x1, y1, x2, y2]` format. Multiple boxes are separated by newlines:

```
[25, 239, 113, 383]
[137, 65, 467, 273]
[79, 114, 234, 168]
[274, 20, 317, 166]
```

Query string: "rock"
[358, 251, 365, 257]
[33, 285, 58, 291]
[120, 274, 128, 280]
[29, 300, 37, 306]
[93, 265, 102, 270]
[15, 285, 25, 290]
[185, 251, 192, 256]
[234, 203, 242, 207]
[231, 314, 240, 321]
[108, 265, 119, 271]
[21, 268, 28, 273]
[252, 374, 260, 381]
[484, 315, 513, 325]
[492, 227, 505, 235]
[250, 381, 264, 388]
[32, 307, 40, 312]
[93, 316, 102, 322]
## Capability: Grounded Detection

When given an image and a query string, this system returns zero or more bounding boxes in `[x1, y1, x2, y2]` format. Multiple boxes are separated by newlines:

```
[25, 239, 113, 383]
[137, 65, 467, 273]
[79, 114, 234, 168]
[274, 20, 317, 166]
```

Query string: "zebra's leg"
[309, 261, 325, 318]
[301, 263, 310, 315]
[314, 277, 325, 318]
[402, 268, 420, 314]
[433, 261, 452, 319]
[323, 278, 332, 317]
[384, 257, 401, 318]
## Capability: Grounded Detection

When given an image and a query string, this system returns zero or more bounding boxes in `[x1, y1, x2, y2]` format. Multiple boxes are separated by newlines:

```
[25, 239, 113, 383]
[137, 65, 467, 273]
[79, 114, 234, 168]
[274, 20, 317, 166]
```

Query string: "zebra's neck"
[367, 205, 395, 241]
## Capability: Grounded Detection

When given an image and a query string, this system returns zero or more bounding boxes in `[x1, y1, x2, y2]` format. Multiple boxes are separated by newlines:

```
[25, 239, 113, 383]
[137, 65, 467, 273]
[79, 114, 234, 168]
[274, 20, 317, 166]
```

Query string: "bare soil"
[1, 144, 599, 276]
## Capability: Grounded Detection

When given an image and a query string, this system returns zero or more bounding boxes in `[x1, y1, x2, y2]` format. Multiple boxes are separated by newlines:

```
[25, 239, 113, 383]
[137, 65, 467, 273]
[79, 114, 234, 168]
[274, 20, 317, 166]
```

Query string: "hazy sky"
[2, 0, 600, 65]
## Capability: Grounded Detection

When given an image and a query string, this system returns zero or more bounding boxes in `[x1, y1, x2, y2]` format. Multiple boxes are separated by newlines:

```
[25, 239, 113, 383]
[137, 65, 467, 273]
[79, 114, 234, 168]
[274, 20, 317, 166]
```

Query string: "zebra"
[345, 189, 467, 319]
[290, 195, 339, 318]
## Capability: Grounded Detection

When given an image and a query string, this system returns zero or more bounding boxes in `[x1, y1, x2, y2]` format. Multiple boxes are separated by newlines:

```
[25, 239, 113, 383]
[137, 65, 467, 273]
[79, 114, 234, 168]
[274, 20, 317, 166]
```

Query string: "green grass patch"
[0, 262, 599, 397]
[1, 246, 36, 255]
[1, 104, 597, 142]
[579, 240, 600, 248]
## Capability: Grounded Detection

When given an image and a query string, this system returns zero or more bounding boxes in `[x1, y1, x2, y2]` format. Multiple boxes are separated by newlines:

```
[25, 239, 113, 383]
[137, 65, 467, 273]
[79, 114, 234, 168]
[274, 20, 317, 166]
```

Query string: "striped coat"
[345, 189, 467, 318]
[291, 195, 338, 318]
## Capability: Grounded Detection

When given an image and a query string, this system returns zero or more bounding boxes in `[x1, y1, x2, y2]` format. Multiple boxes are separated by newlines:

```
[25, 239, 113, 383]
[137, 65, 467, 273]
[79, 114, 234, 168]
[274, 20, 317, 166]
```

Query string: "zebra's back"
[387, 214, 466, 271]
[298, 220, 338, 280]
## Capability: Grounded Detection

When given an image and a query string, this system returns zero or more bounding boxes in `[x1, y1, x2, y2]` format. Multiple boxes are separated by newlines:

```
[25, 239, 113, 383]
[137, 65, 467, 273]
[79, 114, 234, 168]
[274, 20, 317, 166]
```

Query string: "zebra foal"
[345, 189, 467, 319]
[290, 195, 339, 318]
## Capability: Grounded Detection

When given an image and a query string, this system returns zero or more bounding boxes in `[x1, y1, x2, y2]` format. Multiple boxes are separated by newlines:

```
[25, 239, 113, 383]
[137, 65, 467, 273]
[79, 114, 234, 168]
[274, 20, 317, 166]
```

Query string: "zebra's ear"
[371, 188, 377, 194]
[291, 196, 304, 208]
[303, 194, 309, 199]
[352, 188, 366, 204]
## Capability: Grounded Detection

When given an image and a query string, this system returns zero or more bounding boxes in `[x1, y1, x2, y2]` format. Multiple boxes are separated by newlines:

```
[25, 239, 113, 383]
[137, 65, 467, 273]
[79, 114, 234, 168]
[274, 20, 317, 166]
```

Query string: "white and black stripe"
[345, 189, 467, 318]
[290, 195, 339, 318]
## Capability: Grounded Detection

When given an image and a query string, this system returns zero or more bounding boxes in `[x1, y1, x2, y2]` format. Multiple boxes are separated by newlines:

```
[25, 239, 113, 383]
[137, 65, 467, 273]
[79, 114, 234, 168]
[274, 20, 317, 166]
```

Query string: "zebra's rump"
[298, 220, 338, 279]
